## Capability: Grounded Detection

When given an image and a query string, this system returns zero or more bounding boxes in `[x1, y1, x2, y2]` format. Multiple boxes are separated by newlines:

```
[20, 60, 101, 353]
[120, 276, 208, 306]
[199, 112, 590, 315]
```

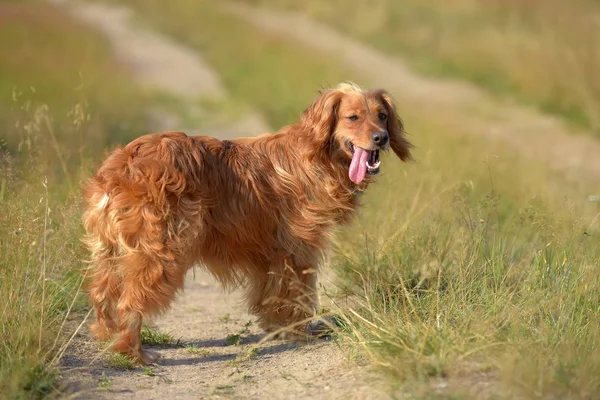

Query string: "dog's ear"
[379, 91, 413, 162]
[301, 89, 343, 144]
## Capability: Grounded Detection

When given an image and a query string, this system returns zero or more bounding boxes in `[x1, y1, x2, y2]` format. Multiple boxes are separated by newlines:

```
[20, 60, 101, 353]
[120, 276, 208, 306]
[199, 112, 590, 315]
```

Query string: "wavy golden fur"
[83, 83, 412, 363]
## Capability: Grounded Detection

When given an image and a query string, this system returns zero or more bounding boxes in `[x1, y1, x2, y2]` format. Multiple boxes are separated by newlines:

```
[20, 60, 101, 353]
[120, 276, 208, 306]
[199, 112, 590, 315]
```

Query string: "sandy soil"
[60, 271, 385, 400]
[51, 1, 389, 399]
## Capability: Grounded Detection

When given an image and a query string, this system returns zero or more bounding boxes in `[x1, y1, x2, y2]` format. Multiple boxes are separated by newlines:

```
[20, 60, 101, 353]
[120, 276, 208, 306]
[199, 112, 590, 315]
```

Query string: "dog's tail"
[82, 138, 194, 262]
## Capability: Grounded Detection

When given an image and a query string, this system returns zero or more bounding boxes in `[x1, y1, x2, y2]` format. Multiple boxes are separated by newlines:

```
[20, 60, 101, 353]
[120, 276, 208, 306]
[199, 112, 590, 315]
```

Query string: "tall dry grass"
[331, 156, 600, 398]
[1, 98, 92, 397]
[0, 2, 148, 397]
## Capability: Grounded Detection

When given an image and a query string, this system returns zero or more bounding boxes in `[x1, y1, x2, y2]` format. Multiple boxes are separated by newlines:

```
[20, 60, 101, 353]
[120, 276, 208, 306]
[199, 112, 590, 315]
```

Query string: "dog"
[82, 82, 412, 364]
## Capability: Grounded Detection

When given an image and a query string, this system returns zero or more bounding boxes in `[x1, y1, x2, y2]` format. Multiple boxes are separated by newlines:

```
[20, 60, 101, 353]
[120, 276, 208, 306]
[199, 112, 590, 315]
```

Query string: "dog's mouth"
[347, 142, 381, 184]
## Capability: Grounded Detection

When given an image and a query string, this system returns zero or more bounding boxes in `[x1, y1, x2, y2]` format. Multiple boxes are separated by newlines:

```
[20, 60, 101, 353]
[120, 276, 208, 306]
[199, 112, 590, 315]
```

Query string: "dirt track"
[61, 271, 384, 399]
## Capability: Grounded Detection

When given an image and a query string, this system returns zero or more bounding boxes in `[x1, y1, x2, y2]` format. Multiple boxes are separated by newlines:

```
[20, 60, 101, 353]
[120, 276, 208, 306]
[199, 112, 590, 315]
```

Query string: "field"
[1, 0, 599, 399]
[246, 0, 600, 135]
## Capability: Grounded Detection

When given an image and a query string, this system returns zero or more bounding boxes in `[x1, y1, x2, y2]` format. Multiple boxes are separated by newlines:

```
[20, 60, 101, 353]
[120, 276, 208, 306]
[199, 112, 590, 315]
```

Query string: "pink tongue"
[349, 147, 369, 184]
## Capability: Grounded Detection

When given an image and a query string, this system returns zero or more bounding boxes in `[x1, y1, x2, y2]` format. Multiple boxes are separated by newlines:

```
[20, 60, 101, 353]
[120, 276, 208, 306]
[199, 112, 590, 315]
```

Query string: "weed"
[143, 367, 155, 377]
[99, 372, 112, 389]
[219, 313, 231, 322]
[107, 354, 135, 370]
[141, 326, 177, 346]
[226, 321, 252, 346]
[227, 347, 260, 368]
[185, 345, 213, 357]
[22, 365, 58, 398]
[226, 334, 242, 346]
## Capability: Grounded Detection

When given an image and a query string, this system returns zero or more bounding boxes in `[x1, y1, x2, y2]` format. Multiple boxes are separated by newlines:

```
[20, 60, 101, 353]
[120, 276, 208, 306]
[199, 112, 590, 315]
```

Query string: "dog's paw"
[307, 315, 343, 338]
[137, 349, 160, 365]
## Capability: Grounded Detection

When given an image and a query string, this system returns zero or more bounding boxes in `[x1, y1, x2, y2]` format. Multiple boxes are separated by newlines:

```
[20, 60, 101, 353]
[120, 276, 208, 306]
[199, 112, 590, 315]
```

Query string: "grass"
[0, 1, 148, 397]
[88, 1, 600, 398]
[333, 178, 600, 398]
[185, 345, 213, 357]
[0, 2, 148, 158]
[140, 326, 177, 346]
[226, 347, 260, 368]
[107, 354, 135, 370]
[213, 384, 235, 395]
[244, 0, 600, 137]
[226, 321, 253, 346]
[98, 372, 112, 389]
[219, 313, 231, 323]
[226, 334, 243, 346]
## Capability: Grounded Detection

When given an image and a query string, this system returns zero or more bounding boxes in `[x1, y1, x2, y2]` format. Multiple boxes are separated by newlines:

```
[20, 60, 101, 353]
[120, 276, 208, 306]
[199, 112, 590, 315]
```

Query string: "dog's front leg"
[246, 258, 319, 339]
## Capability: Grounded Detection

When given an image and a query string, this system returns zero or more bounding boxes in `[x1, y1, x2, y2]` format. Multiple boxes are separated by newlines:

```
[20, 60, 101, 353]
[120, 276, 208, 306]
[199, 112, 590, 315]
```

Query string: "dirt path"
[49, 0, 266, 138]
[225, 2, 600, 189]
[50, 1, 387, 399]
[61, 271, 383, 399]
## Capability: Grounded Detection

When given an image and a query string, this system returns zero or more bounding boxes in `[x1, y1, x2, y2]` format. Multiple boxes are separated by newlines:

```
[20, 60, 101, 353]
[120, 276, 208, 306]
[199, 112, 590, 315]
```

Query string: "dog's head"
[301, 82, 412, 184]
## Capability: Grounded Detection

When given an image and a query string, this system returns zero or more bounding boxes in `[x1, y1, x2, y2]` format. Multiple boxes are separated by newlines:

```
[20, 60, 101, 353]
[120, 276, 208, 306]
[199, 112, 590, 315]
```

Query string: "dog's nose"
[372, 131, 389, 146]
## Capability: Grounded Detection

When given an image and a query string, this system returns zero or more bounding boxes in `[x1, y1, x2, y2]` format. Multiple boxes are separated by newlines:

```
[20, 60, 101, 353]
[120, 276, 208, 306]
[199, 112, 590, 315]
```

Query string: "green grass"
[107, 353, 135, 370]
[219, 313, 231, 323]
[226, 321, 253, 346]
[89, 1, 600, 398]
[140, 326, 177, 346]
[0, 2, 148, 158]
[0, 1, 148, 397]
[244, 0, 600, 136]
[185, 345, 213, 357]
[98, 372, 112, 389]
[226, 347, 260, 368]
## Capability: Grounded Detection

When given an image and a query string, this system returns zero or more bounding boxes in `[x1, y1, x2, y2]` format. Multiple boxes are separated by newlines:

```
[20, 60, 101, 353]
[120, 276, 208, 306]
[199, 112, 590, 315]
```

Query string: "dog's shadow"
[158, 333, 326, 366]
[185, 333, 265, 348]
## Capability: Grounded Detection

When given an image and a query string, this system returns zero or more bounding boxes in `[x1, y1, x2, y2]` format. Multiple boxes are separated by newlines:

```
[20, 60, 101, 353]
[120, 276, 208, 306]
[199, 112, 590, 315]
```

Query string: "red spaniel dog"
[83, 82, 412, 363]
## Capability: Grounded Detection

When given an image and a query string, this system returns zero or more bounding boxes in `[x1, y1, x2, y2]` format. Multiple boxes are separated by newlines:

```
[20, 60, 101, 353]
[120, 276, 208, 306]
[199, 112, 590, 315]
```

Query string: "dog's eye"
[378, 112, 387, 121]
[347, 115, 359, 122]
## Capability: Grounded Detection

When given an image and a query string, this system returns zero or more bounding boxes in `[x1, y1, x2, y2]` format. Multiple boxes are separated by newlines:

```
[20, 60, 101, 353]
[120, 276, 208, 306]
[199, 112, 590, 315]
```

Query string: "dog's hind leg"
[88, 263, 120, 341]
[112, 251, 186, 365]
[85, 239, 121, 342]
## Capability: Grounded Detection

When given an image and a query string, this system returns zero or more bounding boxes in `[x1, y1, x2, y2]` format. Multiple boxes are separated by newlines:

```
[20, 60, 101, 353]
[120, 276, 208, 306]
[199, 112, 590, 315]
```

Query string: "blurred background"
[1, 0, 600, 398]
